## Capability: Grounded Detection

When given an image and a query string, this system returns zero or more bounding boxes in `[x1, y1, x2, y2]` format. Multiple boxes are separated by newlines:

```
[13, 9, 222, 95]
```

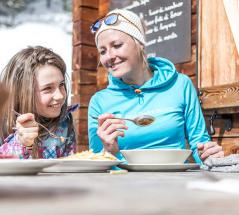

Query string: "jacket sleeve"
[63, 123, 77, 157]
[0, 133, 31, 159]
[183, 76, 211, 163]
[62, 110, 77, 157]
[88, 95, 104, 153]
[62, 104, 80, 156]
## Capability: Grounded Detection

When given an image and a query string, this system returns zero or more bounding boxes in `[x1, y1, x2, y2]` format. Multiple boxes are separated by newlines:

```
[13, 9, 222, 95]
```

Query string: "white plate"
[0, 159, 59, 175]
[43, 159, 122, 173]
[118, 163, 200, 172]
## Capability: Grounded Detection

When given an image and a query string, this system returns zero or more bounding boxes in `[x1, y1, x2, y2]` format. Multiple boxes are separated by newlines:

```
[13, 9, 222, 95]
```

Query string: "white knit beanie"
[95, 9, 146, 47]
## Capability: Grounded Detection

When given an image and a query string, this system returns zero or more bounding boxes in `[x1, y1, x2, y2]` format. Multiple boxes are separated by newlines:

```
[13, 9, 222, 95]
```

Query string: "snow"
[0, 23, 72, 74]
[0, 0, 72, 87]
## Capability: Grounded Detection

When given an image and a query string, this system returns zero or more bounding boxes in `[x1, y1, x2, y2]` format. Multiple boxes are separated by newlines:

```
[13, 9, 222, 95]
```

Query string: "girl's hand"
[96, 113, 128, 155]
[197, 141, 224, 161]
[16, 113, 39, 147]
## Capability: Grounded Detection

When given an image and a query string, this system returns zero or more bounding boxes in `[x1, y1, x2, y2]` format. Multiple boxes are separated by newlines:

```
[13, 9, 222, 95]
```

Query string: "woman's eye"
[59, 82, 65, 88]
[100, 49, 106, 55]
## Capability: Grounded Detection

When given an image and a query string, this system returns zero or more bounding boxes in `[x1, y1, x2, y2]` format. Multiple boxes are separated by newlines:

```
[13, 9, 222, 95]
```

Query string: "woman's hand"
[96, 113, 128, 155]
[16, 113, 39, 147]
[197, 141, 224, 161]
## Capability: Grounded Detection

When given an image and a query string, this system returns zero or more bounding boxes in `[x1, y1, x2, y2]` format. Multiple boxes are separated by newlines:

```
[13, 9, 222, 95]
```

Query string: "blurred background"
[0, 0, 72, 91]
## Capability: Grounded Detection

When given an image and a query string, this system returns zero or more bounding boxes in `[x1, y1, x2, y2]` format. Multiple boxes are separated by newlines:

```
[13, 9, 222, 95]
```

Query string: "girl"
[0, 46, 78, 159]
[88, 9, 224, 163]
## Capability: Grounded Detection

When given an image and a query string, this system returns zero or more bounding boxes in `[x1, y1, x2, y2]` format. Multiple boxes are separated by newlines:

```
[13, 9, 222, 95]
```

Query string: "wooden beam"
[73, 45, 98, 70]
[73, 20, 95, 46]
[199, 82, 239, 109]
[203, 107, 239, 115]
[72, 0, 100, 150]
[73, 0, 99, 9]
[73, 6, 99, 22]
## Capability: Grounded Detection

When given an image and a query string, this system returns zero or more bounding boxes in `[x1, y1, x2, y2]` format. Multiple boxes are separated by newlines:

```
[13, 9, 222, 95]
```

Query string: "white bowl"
[120, 149, 192, 164]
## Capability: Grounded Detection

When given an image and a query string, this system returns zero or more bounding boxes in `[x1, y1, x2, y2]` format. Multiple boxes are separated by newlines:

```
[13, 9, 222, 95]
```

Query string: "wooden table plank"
[0, 171, 238, 215]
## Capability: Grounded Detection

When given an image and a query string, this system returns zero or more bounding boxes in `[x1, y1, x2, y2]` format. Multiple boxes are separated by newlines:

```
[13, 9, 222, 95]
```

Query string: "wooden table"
[0, 171, 238, 215]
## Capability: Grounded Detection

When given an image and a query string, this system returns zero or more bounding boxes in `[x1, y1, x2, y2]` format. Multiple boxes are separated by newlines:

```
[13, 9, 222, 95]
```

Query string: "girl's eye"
[42, 87, 52, 92]
[114, 43, 122, 48]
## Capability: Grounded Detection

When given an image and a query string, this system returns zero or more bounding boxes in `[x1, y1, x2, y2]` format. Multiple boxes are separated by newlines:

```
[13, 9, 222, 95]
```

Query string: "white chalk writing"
[125, 0, 150, 10]
[123, 1, 184, 48]
[119, 0, 190, 63]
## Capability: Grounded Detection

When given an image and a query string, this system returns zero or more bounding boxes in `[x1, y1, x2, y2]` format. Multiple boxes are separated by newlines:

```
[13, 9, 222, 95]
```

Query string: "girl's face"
[97, 30, 141, 81]
[35, 65, 66, 118]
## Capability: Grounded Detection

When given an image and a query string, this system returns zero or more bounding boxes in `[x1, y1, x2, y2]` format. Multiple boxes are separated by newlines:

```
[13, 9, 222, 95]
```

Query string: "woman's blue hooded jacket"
[88, 57, 210, 163]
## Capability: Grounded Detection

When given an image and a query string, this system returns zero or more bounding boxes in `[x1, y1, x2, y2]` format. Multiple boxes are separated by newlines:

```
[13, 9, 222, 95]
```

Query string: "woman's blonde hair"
[0, 46, 69, 156]
[132, 37, 150, 73]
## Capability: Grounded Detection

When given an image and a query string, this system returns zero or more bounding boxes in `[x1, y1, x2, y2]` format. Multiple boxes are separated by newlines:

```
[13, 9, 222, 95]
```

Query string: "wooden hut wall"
[72, 0, 99, 151]
[198, 0, 239, 155]
[72, 0, 239, 155]
[72, 0, 198, 151]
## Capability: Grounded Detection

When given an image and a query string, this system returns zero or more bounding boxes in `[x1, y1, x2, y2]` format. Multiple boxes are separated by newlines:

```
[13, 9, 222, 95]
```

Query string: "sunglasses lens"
[91, 20, 101, 33]
[91, 14, 118, 33]
[104, 14, 118, 25]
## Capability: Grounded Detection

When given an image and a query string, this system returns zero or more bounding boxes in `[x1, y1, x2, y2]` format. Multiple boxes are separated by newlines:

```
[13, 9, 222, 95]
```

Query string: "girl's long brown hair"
[0, 46, 69, 157]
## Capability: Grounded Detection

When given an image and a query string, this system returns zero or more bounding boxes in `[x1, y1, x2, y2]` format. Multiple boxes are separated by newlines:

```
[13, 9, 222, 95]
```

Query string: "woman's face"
[35, 65, 66, 118]
[97, 30, 141, 80]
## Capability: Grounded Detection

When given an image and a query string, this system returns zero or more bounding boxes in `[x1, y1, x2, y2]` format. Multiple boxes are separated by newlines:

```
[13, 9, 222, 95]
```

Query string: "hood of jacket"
[107, 57, 178, 91]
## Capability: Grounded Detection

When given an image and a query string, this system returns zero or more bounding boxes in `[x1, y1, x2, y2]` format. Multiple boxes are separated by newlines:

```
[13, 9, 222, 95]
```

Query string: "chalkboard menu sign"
[110, 0, 191, 64]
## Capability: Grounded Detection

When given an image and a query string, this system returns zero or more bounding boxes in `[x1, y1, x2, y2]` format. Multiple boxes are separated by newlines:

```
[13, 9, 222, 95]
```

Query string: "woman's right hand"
[96, 113, 128, 155]
[16, 113, 39, 147]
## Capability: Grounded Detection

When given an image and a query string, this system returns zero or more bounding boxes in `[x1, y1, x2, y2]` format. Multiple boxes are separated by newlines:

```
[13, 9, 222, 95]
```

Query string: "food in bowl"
[120, 149, 192, 164]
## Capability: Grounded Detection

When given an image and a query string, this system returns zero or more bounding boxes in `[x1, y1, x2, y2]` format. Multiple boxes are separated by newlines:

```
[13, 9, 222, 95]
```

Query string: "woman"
[88, 9, 223, 163]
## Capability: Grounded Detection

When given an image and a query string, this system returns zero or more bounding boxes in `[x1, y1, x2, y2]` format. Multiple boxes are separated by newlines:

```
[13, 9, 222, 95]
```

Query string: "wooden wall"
[72, 0, 198, 151]
[198, 0, 239, 88]
[175, 0, 197, 86]
[72, 0, 239, 155]
[72, 0, 99, 151]
[197, 0, 239, 155]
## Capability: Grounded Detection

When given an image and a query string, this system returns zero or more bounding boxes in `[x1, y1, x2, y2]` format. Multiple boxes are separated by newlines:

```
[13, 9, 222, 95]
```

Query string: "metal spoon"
[91, 115, 155, 127]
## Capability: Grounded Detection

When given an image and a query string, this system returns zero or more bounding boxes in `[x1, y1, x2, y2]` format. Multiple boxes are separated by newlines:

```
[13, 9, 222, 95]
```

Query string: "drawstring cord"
[133, 88, 144, 105]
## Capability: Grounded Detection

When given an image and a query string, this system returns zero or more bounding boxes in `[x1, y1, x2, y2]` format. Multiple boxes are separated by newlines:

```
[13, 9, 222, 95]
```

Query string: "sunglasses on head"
[90, 13, 141, 34]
